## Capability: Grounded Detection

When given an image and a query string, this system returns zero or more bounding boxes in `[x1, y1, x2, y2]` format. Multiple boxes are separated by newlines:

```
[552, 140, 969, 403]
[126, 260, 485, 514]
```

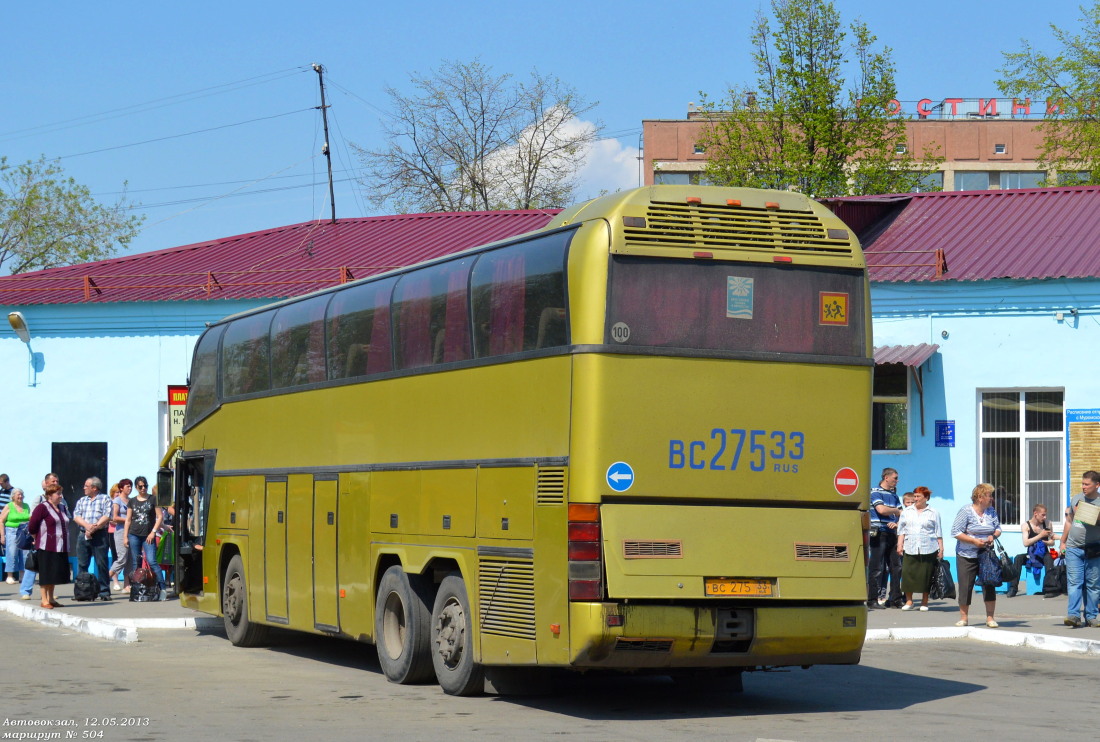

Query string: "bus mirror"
[157, 467, 174, 507]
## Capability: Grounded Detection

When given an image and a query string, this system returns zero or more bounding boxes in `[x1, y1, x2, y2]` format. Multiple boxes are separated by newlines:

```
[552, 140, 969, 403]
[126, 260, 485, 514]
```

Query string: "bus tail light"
[568, 503, 603, 601]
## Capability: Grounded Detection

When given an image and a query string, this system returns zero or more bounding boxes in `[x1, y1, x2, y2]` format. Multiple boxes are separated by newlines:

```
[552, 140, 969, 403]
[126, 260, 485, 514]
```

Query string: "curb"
[0, 600, 138, 643]
[866, 626, 1100, 655]
[0, 600, 222, 643]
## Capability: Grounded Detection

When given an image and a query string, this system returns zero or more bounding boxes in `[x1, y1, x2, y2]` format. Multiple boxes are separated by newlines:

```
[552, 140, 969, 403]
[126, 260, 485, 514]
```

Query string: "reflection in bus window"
[470, 233, 569, 358]
[271, 295, 329, 388]
[326, 277, 396, 379]
[222, 312, 273, 396]
[393, 258, 473, 369]
[186, 324, 225, 422]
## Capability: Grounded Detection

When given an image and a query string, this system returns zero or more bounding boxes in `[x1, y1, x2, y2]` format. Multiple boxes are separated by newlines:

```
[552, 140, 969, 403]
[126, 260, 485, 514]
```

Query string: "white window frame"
[976, 387, 1065, 530]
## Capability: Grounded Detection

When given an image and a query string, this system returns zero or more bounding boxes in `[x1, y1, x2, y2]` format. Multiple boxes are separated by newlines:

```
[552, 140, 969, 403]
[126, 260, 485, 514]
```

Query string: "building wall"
[644, 117, 1052, 190]
[0, 299, 264, 494]
[869, 278, 1100, 555]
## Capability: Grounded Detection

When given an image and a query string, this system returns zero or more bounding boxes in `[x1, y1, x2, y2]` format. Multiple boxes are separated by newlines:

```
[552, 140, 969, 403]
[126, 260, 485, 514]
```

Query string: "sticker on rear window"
[726, 276, 754, 319]
[611, 322, 631, 343]
[819, 292, 849, 326]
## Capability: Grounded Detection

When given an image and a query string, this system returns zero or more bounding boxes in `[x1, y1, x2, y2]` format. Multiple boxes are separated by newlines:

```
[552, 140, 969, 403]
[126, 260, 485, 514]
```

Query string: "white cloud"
[575, 125, 641, 201]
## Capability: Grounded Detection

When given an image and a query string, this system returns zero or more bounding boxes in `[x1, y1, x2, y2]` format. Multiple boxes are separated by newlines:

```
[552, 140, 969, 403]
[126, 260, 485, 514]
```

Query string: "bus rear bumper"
[567, 602, 866, 669]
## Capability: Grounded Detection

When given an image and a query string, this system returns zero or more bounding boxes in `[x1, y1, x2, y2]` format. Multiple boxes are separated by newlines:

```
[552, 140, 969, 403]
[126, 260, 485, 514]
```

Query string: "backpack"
[128, 555, 160, 602]
[1043, 558, 1067, 596]
[73, 572, 98, 602]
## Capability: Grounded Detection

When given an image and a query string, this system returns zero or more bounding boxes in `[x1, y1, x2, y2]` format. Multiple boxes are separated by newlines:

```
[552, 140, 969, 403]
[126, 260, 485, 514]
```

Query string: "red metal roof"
[0, 210, 559, 305]
[873, 343, 939, 367]
[825, 186, 1100, 282]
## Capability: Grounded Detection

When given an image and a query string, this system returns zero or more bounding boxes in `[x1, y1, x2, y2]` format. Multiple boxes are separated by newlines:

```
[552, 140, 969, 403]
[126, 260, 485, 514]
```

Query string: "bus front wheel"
[222, 554, 270, 647]
[375, 565, 434, 683]
[432, 574, 484, 696]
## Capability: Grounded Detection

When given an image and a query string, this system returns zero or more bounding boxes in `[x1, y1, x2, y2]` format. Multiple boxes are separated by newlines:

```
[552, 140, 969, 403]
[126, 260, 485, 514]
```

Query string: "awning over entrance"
[873, 343, 939, 367]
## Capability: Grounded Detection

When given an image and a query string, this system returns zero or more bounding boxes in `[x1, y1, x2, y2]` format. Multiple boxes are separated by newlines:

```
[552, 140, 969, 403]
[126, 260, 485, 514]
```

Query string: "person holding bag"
[1060, 470, 1100, 628]
[896, 486, 943, 611]
[124, 480, 164, 597]
[26, 484, 71, 609]
[951, 482, 1002, 628]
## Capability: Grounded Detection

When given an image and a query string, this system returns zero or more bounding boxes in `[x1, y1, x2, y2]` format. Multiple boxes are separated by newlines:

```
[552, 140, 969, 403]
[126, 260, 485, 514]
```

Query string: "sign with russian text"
[935, 420, 955, 447]
[168, 385, 188, 445]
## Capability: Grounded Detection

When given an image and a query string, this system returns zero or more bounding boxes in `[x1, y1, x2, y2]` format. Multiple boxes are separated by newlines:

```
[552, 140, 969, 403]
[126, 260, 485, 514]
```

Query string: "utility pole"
[312, 62, 337, 224]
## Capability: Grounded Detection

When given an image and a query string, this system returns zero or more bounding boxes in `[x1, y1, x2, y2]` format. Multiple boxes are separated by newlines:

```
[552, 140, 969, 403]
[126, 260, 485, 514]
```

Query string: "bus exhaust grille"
[614, 638, 674, 653]
[536, 467, 566, 506]
[624, 201, 853, 256]
[622, 540, 683, 558]
[478, 558, 536, 640]
[794, 542, 850, 561]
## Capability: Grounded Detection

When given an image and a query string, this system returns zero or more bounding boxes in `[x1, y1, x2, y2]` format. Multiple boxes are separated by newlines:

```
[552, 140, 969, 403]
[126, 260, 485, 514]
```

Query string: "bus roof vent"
[794, 542, 850, 561]
[623, 200, 854, 256]
[536, 467, 566, 506]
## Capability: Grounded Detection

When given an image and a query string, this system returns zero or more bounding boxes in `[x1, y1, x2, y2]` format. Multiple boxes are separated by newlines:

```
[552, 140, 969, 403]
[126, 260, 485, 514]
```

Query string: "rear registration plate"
[704, 578, 774, 597]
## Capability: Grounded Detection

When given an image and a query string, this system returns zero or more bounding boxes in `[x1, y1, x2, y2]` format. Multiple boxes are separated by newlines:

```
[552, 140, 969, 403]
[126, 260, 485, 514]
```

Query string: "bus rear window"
[607, 257, 865, 357]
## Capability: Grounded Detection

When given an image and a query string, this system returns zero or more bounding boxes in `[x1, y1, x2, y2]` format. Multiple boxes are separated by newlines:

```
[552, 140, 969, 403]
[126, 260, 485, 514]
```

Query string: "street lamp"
[7, 311, 31, 343]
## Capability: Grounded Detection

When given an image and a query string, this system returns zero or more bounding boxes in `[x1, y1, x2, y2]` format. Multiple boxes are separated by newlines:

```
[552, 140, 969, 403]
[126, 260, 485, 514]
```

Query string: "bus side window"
[394, 259, 472, 369]
[326, 277, 395, 380]
[222, 312, 273, 396]
[186, 324, 226, 422]
[271, 295, 328, 389]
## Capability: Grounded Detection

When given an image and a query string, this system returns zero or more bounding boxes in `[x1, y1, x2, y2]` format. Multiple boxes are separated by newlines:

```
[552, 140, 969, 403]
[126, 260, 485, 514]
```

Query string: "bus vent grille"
[536, 467, 566, 506]
[622, 540, 683, 558]
[794, 542, 850, 561]
[614, 638, 674, 653]
[478, 558, 536, 640]
[624, 201, 854, 256]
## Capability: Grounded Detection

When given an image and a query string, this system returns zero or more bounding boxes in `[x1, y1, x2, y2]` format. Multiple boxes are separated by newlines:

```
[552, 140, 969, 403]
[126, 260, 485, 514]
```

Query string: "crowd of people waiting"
[0, 472, 175, 608]
[866, 467, 1100, 629]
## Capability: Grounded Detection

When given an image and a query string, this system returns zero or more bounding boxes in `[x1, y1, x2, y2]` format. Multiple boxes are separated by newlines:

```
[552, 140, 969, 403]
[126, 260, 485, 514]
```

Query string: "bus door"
[312, 475, 339, 632]
[265, 477, 289, 623]
[175, 454, 212, 595]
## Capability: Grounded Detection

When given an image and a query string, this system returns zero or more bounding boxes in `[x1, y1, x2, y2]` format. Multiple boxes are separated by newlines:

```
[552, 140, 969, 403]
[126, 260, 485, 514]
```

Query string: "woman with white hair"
[0, 488, 31, 583]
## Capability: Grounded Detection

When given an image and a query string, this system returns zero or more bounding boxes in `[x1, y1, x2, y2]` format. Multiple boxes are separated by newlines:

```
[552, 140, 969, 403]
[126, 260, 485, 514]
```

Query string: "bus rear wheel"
[375, 565, 434, 683]
[222, 554, 270, 647]
[432, 574, 484, 696]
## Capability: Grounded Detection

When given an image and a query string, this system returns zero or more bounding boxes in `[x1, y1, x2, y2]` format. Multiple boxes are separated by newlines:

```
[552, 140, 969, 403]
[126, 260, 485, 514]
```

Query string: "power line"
[127, 175, 358, 210]
[0, 67, 310, 143]
[59, 108, 315, 159]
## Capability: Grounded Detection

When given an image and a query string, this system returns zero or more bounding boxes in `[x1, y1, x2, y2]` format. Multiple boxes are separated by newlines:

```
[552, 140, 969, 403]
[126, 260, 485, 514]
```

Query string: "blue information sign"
[606, 461, 635, 492]
[935, 420, 955, 448]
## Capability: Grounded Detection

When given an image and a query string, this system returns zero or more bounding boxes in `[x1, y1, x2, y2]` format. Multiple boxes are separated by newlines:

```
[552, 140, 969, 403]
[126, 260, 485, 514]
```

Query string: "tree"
[353, 59, 602, 213]
[695, 0, 940, 197]
[1, 156, 143, 275]
[998, 2, 1100, 185]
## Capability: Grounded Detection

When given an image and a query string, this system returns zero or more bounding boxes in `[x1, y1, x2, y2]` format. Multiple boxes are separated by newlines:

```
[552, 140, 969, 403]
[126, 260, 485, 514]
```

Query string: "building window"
[1001, 171, 1045, 189]
[895, 142, 907, 154]
[979, 390, 1064, 528]
[914, 172, 944, 192]
[654, 171, 691, 186]
[1058, 171, 1090, 185]
[693, 143, 705, 155]
[994, 143, 1007, 154]
[956, 172, 991, 191]
[872, 364, 908, 451]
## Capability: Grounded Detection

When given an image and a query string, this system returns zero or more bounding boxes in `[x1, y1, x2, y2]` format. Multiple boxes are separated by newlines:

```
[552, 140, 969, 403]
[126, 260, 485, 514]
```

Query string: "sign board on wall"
[1066, 409, 1100, 508]
[168, 385, 188, 446]
[935, 420, 955, 448]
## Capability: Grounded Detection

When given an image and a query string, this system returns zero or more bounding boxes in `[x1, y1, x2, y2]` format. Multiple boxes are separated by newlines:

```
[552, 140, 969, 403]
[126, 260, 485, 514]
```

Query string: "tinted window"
[470, 233, 569, 358]
[271, 295, 329, 389]
[326, 277, 396, 379]
[222, 312, 273, 396]
[393, 259, 473, 370]
[185, 325, 226, 423]
[607, 257, 865, 357]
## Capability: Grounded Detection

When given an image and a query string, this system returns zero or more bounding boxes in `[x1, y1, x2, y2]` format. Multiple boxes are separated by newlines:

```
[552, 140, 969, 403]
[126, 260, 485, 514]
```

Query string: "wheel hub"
[435, 598, 465, 668]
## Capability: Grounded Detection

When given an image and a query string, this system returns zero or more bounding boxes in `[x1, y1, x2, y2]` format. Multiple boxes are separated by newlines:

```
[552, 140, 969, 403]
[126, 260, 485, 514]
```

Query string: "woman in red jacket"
[27, 484, 71, 609]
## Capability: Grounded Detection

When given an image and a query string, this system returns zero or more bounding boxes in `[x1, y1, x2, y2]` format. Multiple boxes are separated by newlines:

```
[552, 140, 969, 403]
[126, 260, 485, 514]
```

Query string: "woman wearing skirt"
[26, 484, 72, 609]
[896, 486, 943, 611]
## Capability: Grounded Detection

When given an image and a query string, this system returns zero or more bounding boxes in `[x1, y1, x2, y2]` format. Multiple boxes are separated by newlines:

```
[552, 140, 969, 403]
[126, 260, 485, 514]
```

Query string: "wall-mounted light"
[940, 329, 949, 339]
[7, 311, 31, 343]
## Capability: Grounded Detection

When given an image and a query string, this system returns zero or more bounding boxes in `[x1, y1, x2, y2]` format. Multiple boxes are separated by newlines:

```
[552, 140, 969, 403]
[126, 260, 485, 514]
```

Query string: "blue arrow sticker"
[606, 461, 635, 492]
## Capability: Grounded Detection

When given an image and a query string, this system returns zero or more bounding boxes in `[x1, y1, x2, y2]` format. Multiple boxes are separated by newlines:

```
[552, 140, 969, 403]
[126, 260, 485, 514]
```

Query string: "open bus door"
[161, 438, 210, 596]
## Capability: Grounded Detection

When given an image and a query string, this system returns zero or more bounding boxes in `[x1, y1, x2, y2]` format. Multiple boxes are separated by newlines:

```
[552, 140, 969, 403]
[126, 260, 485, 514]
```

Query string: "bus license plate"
[704, 578, 774, 597]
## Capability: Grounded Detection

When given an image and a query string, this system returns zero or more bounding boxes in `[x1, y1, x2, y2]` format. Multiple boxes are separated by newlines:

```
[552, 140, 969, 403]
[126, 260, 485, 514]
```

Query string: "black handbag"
[24, 550, 38, 571]
[993, 538, 1017, 582]
[978, 547, 1004, 586]
[930, 557, 956, 600]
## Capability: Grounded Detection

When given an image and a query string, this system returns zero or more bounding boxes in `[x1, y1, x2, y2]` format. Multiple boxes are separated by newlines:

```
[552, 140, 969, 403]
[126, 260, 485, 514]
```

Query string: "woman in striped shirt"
[26, 484, 72, 609]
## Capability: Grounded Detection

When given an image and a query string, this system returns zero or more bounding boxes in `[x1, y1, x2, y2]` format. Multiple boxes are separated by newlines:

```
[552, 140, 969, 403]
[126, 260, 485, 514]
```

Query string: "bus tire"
[375, 565, 434, 684]
[222, 554, 270, 647]
[431, 573, 484, 696]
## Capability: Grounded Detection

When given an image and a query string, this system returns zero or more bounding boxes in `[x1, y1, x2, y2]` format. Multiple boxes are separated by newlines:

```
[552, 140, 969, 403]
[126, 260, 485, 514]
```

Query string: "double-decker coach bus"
[164, 185, 872, 695]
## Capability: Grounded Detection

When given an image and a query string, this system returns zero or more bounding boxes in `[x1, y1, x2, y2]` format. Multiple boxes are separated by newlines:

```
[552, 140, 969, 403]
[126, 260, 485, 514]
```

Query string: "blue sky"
[1, 1, 1088, 260]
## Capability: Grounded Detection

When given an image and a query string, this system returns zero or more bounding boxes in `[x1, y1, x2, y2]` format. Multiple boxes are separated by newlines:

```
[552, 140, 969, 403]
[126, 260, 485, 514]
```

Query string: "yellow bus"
[165, 185, 872, 695]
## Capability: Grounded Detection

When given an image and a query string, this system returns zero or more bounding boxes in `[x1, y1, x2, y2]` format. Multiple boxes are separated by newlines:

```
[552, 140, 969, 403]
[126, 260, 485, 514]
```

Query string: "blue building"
[829, 186, 1100, 582]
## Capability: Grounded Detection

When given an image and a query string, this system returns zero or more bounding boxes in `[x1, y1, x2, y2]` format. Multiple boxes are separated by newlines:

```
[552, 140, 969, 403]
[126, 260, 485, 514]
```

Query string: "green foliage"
[1, 156, 143, 275]
[696, 0, 940, 197]
[352, 59, 602, 213]
[998, 2, 1100, 184]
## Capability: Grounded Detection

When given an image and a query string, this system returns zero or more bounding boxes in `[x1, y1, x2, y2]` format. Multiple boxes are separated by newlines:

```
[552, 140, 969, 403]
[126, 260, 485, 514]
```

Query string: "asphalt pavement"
[1, 578, 1098, 655]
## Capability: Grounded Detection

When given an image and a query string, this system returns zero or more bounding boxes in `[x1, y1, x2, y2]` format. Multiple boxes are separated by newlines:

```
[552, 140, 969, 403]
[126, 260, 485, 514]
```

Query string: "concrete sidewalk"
[2, 580, 1098, 655]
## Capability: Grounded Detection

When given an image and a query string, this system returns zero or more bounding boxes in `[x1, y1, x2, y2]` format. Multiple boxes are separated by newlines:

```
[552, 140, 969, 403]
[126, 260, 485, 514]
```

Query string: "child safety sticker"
[726, 276, 754, 319]
[819, 292, 849, 326]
